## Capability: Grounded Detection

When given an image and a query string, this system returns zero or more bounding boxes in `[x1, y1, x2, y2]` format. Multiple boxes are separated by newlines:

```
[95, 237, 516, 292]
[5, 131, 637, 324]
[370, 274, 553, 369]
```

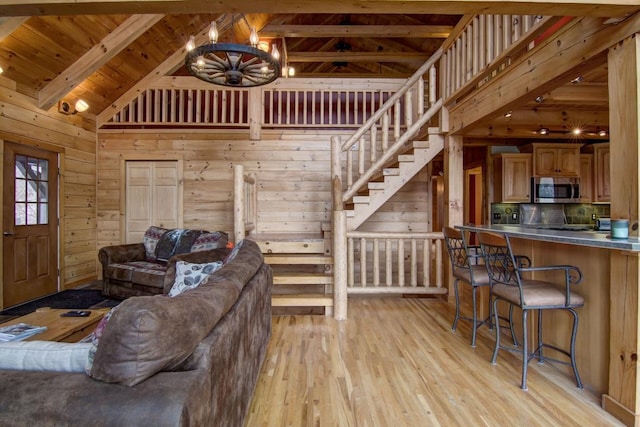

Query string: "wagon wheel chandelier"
[185, 18, 281, 87]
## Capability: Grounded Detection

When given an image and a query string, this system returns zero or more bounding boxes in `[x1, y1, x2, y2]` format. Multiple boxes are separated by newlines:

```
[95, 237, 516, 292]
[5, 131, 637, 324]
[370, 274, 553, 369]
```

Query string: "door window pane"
[14, 155, 50, 226]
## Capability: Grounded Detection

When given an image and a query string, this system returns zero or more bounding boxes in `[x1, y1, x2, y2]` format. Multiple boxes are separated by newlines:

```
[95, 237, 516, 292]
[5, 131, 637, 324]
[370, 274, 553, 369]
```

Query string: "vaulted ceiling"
[1, 1, 639, 140]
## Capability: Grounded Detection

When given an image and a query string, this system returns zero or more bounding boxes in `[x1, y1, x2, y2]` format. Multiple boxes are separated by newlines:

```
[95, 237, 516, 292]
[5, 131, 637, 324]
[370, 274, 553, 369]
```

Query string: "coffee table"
[0, 307, 110, 343]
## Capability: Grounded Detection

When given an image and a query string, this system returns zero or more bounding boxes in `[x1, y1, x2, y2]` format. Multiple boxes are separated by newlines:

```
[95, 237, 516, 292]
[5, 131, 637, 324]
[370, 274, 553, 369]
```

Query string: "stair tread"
[272, 294, 334, 307]
[265, 254, 333, 264]
[247, 233, 324, 242]
[274, 274, 333, 285]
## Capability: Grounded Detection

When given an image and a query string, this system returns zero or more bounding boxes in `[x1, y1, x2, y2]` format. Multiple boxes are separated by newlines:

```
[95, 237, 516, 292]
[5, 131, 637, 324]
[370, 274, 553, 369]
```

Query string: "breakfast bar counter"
[457, 223, 639, 425]
[458, 224, 640, 251]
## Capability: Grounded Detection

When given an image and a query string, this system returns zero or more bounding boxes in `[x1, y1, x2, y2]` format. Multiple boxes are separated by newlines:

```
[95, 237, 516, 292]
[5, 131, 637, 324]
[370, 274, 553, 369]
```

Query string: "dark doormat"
[0, 289, 120, 317]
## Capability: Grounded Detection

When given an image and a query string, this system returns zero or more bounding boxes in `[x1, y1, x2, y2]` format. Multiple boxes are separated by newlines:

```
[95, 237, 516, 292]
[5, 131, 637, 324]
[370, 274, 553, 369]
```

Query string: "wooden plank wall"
[0, 78, 97, 292]
[96, 129, 433, 249]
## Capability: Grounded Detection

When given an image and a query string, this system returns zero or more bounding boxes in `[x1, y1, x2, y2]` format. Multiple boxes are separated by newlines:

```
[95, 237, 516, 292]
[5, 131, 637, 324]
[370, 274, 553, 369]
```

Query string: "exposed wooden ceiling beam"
[38, 14, 164, 111]
[0, 16, 28, 41]
[0, 1, 638, 18]
[260, 25, 452, 38]
[288, 52, 428, 62]
[447, 12, 640, 134]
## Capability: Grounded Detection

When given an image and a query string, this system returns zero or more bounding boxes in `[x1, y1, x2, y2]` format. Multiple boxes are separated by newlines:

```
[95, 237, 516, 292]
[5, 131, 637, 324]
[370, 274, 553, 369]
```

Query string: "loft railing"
[101, 78, 408, 129]
[442, 14, 562, 105]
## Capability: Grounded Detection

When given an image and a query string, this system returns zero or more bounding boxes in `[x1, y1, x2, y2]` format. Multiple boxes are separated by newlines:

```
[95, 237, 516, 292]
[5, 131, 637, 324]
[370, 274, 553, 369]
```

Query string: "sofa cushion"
[106, 261, 167, 289]
[88, 279, 241, 386]
[143, 226, 168, 261]
[191, 231, 228, 252]
[168, 260, 223, 297]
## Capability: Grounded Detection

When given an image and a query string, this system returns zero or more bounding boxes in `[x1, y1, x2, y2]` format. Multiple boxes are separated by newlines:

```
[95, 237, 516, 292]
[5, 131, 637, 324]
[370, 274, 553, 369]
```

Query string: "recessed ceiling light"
[571, 76, 583, 84]
[598, 129, 607, 137]
[535, 96, 544, 103]
[538, 127, 549, 135]
[504, 111, 512, 118]
[572, 128, 582, 135]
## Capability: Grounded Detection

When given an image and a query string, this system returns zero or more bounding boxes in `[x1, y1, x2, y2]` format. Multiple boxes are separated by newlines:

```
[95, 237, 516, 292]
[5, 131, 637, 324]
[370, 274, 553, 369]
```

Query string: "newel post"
[331, 136, 348, 320]
[233, 164, 244, 244]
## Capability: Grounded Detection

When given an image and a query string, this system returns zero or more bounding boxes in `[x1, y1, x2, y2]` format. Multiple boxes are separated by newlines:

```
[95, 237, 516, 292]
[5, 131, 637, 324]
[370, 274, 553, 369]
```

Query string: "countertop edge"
[457, 224, 640, 251]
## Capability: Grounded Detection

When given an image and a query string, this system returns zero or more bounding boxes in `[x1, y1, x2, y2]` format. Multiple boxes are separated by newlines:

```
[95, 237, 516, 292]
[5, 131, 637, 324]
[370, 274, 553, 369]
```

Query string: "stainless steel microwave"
[531, 177, 581, 203]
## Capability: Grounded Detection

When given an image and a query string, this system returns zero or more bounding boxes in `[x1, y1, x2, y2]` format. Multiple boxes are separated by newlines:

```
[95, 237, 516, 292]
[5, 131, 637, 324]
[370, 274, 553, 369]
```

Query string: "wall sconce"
[59, 99, 89, 115]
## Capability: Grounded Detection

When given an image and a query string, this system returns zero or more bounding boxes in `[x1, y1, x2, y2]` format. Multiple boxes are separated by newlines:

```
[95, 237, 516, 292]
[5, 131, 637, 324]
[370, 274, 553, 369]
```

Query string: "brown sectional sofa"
[0, 239, 272, 427]
[99, 227, 228, 299]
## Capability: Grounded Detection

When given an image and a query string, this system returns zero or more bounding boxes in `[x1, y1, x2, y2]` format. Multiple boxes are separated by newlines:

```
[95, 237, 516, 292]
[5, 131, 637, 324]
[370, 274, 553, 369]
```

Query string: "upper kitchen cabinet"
[579, 154, 593, 202]
[493, 153, 532, 203]
[582, 143, 610, 203]
[521, 143, 582, 177]
[594, 143, 610, 202]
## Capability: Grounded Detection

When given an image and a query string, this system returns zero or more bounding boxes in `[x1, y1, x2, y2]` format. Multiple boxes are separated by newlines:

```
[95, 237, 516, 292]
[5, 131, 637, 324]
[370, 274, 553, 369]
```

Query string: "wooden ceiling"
[0, 1, 638, 139]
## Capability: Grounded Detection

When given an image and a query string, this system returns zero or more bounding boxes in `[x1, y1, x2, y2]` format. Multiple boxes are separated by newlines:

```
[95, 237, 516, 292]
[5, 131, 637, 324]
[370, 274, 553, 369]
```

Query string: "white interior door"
[125, 161, 180, 243]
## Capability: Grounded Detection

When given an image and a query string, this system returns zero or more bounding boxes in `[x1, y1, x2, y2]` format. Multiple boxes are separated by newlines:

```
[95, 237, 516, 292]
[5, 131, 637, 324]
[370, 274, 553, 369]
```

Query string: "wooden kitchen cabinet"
[525, 143, 582, 177]
[579, 154, 593, 202]
[594, 143, 610, 202]
[493, 153, 532, 202]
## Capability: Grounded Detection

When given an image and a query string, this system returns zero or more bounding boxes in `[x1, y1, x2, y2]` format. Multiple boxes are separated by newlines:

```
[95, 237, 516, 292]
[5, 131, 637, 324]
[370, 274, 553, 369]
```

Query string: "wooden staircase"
[248, 225, 334, 315]
[346, 128, 444, 231]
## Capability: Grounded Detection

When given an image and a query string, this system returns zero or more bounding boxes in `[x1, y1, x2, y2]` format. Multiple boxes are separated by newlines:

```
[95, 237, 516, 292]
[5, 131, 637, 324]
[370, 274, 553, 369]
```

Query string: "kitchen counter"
[457, 224, 640, 251]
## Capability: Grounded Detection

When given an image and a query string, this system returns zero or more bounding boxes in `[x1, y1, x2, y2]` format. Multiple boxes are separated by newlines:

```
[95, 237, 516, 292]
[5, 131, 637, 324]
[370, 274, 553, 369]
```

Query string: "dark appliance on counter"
[531, 177, 581, 203]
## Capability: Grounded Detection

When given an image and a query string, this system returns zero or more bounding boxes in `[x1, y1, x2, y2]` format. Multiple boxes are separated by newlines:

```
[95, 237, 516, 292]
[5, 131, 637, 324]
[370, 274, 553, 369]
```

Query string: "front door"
[3, 142, 59, 307]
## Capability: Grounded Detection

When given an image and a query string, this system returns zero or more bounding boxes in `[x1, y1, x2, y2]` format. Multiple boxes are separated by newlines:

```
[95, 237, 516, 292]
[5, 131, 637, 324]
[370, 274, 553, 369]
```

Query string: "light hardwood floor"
[245, 296, 623, 427]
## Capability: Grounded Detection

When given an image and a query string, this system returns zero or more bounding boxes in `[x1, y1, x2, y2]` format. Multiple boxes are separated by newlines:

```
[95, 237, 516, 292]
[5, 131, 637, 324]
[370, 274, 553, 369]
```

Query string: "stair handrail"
[341, 48, 443, 153]
[342, 98, 442, 202]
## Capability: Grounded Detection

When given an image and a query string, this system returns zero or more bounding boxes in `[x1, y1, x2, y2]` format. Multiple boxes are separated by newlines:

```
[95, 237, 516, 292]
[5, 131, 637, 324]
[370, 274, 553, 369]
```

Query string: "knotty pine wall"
[96, 129, 433, 249]
[0, 78, 98, 293]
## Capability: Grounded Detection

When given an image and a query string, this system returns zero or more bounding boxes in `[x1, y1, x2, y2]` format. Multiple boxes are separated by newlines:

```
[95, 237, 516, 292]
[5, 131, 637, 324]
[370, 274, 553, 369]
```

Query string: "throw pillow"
[143, 226, 168, 261]
[168, 260, 223, 297]
[223, 239, 244, 264]
[0, 341, 92, 372]
[191, 231, 228, 252]
[84, 306, 118, 374]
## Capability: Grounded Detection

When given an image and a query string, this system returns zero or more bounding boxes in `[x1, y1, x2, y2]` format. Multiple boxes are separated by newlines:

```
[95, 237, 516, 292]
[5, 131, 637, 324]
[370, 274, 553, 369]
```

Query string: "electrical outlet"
[512, 213, 518, 221]
[592, 213, 597, 220]
[493, 213, 501, 220]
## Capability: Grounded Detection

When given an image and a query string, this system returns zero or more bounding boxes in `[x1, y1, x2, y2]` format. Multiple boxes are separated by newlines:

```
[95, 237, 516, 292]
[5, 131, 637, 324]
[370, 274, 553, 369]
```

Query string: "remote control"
[60, 310, 91, 317]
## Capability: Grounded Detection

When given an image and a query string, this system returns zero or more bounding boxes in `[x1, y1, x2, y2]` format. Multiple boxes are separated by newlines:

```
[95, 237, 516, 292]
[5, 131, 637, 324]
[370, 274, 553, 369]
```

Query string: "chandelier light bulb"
[209, 22, 218, 44]
[186, 35, 195, 52]
[599, 129, 607, 137]
[271, 44, 280, 61]
[249, 27, 259, 47]
[288, 67, 295, 77]
[196, 56, 205, 70]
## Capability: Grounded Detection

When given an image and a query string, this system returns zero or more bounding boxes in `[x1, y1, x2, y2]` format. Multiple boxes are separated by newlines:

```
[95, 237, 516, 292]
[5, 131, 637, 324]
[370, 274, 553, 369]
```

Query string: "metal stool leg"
[521, 309, 529, 390]
[568, 308, 583, 388]
[536, 310, 544, 364]
[471, 285, 478, 347]
[491, 297, 501, 365]
[451, 278, 461, 331]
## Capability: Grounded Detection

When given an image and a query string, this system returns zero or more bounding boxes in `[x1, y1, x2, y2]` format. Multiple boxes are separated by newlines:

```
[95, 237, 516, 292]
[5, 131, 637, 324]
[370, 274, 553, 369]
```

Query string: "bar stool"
[477, 231, 584, 390]
[443, 227, 515, 347]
